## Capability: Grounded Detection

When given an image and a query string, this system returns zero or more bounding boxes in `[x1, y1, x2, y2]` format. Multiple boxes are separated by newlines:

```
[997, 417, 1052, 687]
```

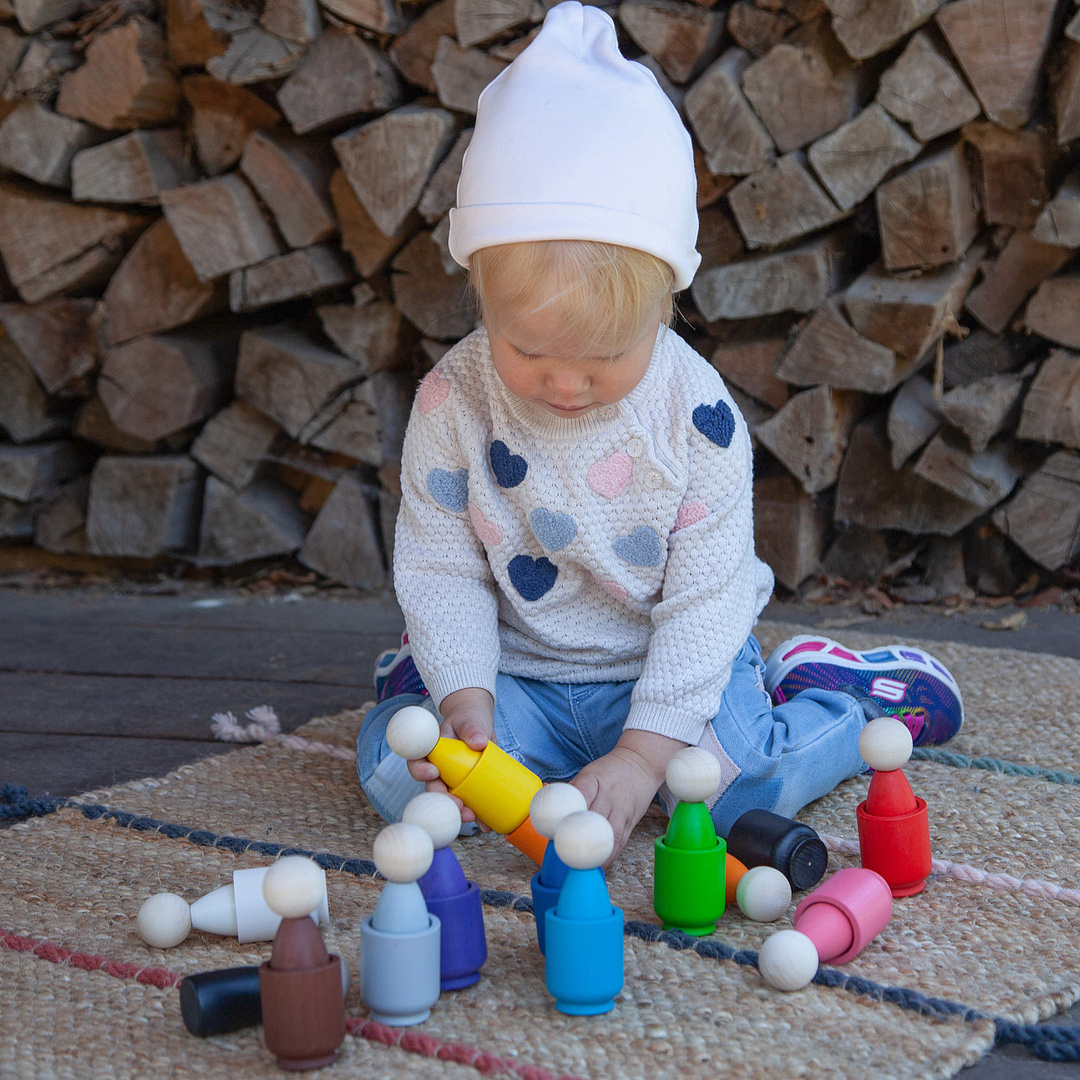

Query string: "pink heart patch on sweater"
[595, 577, 628, 602]
[586, 450, 634, 499]
[468, 501, 502, 546]
[673, 500, 708, 531]
[417, 370, 450, 414]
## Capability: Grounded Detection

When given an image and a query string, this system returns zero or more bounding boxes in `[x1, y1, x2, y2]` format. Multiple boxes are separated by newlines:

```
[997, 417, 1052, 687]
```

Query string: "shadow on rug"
[1, 621, 1078, 1079]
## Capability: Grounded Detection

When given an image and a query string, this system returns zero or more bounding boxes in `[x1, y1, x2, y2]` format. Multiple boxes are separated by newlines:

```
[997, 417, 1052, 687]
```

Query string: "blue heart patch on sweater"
[529, 508, 577, 552]
[427, 467, 469, 512]
[508, 554, 557, 600]
[692, 400, 736, 448]
[490, 440, 528, 488]
[613, 526, 662, 567]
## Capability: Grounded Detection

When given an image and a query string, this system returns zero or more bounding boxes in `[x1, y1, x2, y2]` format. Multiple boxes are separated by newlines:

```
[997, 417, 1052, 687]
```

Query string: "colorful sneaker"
[763, 635, 963, 747]
[373, 632, 428, 702]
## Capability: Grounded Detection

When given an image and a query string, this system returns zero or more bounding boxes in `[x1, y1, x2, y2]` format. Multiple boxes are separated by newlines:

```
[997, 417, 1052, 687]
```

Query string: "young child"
[356, 1, 963, 861]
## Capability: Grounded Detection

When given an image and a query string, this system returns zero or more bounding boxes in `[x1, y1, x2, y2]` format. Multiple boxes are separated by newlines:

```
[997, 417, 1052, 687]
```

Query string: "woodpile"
[1, 0, 1079, 601]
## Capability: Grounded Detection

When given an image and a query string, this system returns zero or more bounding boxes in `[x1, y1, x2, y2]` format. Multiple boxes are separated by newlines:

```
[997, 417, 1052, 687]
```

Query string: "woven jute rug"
[2, 620, 1079, 1080]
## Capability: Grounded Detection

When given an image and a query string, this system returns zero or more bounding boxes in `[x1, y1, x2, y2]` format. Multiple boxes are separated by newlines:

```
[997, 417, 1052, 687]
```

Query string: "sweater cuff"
[623, 701, 709, 745]
[422, 662, 499, 711]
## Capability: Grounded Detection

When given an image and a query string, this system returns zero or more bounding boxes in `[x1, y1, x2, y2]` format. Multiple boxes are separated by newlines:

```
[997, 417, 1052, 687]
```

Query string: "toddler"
[356, 1, 963, 861]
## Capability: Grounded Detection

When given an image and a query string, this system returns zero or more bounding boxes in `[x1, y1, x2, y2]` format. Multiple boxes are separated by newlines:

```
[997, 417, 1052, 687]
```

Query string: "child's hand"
[571, 730, 687, 864]
[406, 687, 494, 825]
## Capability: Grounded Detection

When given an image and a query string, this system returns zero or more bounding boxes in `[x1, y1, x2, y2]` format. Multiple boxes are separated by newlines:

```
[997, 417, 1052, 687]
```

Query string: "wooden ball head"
[403, 792, 461, 850]
[386, 706, 441, 760]
[553, 811, 614, 871]
[137, 892, 192, 949]
[529, 784, 588, 841]
[665, 747, 723, 804]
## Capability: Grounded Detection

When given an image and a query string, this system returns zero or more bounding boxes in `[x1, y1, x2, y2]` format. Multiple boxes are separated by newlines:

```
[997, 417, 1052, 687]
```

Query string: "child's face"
[486, 301, 662, 419]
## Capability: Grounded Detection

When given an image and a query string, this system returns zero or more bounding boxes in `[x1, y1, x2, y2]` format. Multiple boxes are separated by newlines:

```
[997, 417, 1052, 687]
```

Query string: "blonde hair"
[469, 240, 675, 359]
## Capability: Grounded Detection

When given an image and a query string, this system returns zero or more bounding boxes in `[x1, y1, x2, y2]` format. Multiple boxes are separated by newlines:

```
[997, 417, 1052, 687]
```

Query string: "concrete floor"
[1, 584, 1077, 1077]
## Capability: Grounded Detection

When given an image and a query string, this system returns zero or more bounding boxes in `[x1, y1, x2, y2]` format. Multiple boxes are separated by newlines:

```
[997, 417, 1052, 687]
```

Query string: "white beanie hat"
[447, 1, 701, 292]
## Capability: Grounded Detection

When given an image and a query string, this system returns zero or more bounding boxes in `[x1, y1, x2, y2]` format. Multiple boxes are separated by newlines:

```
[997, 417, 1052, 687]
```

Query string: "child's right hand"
[405, 687, 495, 824]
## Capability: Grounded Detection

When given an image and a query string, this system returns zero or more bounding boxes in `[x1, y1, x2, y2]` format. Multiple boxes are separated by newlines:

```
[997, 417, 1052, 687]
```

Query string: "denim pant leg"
[706, 635, 868, 836]
[356, 693, 437, 823]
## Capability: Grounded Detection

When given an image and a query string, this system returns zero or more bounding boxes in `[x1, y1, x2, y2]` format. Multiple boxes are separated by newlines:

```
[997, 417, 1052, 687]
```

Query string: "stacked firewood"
[0, 0, 1078, 597]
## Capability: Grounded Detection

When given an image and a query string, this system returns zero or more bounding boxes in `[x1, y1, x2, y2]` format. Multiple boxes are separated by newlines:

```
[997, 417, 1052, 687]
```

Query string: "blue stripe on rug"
[911, 748, 1080, 786]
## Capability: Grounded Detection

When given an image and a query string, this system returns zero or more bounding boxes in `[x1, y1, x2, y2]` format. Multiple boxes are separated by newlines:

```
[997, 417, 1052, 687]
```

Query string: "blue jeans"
[356, 635, 867, 836]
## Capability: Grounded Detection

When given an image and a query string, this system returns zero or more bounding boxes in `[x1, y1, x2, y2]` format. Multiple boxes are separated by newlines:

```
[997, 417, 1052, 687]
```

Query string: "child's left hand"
[571, 730, 687, 864]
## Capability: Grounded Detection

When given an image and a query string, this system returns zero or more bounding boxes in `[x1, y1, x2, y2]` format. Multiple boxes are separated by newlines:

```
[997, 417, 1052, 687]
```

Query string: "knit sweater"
[393, 324, 775, 745]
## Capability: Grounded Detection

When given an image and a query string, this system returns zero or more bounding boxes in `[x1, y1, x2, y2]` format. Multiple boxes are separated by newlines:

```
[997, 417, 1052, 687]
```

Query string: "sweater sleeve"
[623, 397, 774, 744]
[392, 372, 500, 708]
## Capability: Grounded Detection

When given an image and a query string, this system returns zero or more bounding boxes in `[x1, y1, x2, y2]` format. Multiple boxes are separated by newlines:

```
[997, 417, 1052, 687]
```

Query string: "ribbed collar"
[479, 324, 674, 440]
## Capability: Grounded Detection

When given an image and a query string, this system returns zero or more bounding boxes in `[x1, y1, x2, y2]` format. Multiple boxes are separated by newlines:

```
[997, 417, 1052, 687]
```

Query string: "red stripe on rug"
[0, 928, 584, 1080]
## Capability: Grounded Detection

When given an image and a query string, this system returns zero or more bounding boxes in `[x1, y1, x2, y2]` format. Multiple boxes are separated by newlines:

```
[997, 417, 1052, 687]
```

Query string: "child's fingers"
[407, 758, 440, 782]
[454, 715, 494, 751]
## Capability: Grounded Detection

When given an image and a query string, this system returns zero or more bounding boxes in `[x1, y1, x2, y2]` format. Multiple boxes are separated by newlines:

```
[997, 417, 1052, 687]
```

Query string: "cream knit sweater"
[393, 325, 775, 745]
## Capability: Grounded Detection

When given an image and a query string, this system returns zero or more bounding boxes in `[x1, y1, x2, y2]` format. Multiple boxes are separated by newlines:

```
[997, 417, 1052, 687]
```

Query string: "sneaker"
[763, 634, 963, 747]
[373, 632, 428, 702]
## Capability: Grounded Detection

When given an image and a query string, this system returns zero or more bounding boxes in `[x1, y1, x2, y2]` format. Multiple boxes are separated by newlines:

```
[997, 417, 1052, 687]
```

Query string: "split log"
[378, 484, 399, 568]
[74, 395, 159, 453]
[0, 100, 96, 188]
[307, 369, 411, 464]
[875, 144, 979, 272]
[85, 454, 202, 557]
[727, 386, 774, 437]
[235, 324, 362, 439]
[753, 473, 826, 590]
[1024, 275, 1080, 349]
[694, 147, 736, 210]
[1016, 349, 1080, 449]
[618, 0, 724, 84]
[708, 330, 790, 409]
[835, 418, 983, 535]
[0, 28, 26, 104]
[454, 0, 533, 49]
[181, 74, 281, 176]
[34, 474, 88, 554]
[690, 230, 851, 320]
[298, 470, 387, 589]
[165, 0, 228, 66]
[329, 168, 411, 279]
[683, 48, 774, 176]
[0, 440, 85, 501]
[160, 174, 283, 282]
[821, 525, 890, 584]
[0, 495, 36, 539]
[965, 229, 1074, 335]
[992, 450, 1080, 570]
[239, 130, 335, 247]
[0, 182, 149, 303]
[807, 103, 920, 212]
[4, 36, 76, 101]
[843, 243, 983, 362]
[696, 205, 746, 271]
[102, 218, 226, 346]
[728, 152, 842, 249]
[229, 244, 352, 312]
[71, 129, 197, 204]
[0, 336, 69, 443]
[260, 0, 322, 45]
[775, 296, 901, 392]
[196, 476, 306, 564]
[12, 0, 80, 34]
[1054, 41, 1080, 145]
[418, 128, 471, 224]
[56, 17, 182, 130]
[741, 18, 861, 154]
[754, 383, 862, 493]
[940, 370, 1026, 452]
[386, 0, 456, 94]
[936, 0, 1058, 130]
[98, 332, 234, 441]
[389, 229, 474, 341]
[205, 29, 305, 86]
[727, 3, 797, 59]
[431, 37, 508, 115]
[190, 400, 283, 489]
[318, 0, 403, 33]
[886, 373, 941, 468]
[0, 297, 96, 394]
[332, 104, 456, 238]
[277, 27, 402, 135]
[962, 121, 1051, 230]
[942, 327, 1034, 387]
[823, 0, 942, 61]
[317, 286, 414, 374]
[1032, 174, 1080, 247]
[913, 432, 1024, 509]
[1069, 6, 1080, 42]
[875, 29, 980, 142]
